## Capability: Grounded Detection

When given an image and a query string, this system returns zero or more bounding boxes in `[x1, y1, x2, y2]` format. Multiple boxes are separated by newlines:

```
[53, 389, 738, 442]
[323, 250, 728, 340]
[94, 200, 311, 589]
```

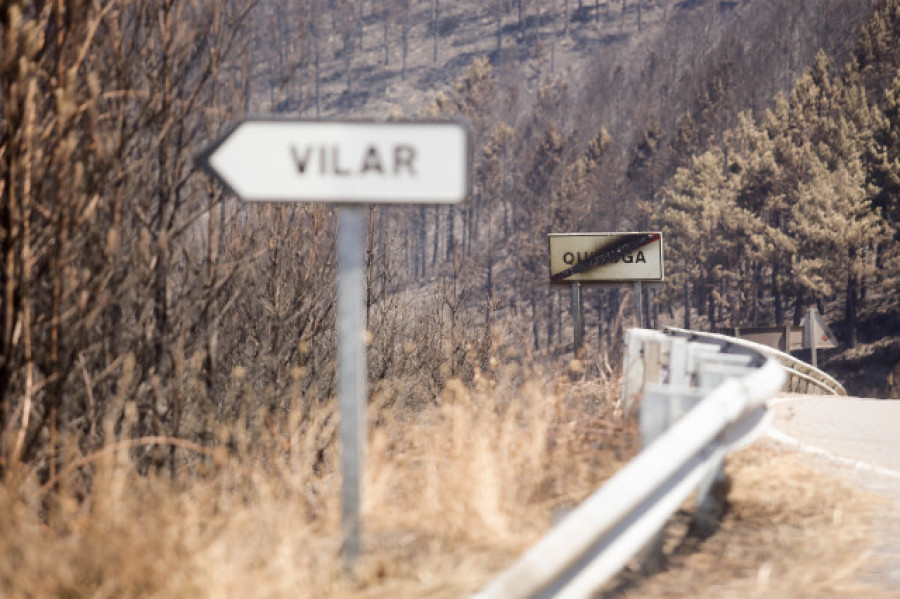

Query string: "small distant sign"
[549, 232, 664, 284]
[725, 325, 804, 352]
[801, 306, 838, 349]
[724, 308, 838, 352]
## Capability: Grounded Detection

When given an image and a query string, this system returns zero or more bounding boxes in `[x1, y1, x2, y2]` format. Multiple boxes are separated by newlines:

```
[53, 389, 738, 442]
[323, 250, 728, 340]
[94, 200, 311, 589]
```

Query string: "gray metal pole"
[634, 281, 644, 328]
[337, 205, 366, 570]
[571, 283, 583, 355]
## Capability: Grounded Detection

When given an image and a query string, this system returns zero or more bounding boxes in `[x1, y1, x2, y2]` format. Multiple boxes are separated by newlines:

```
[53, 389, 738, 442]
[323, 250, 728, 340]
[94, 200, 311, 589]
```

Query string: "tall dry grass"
[609, 444, 894, 599]
[4, 354, 885, 599]
[0, 365, 633, 598]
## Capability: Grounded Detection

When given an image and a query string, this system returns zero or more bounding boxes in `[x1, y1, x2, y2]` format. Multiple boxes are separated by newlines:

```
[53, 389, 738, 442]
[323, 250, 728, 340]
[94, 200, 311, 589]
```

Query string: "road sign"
[549, 232, 664, 284]
[723, 307, 837, 367]
[196, 117, 473, 573]
[801, 306, 838, 349]
[724, 325, 804, 352]
[196, 120, 472, 203]
[802, 305, 838, 368]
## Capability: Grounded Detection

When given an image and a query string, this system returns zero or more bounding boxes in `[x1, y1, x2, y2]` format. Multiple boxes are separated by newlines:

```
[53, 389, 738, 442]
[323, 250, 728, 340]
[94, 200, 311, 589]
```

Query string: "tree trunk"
[432, 0, 439, 63]
[557, 288, 563, 343]
[519, 0, 527, 41]
[772, 264, 784, 326]
[446, 205, 455, 260]
[401, 9, 410, 80]
[314, 37, 321, 117]
[432, 207, 440, 266]
[344, 35, 353, 97]
[383, 6, 390, 65]
[546, 289, 554, 349]
[496, 0, 504, 51]
[611, 288, 621, 342]
[792, 294, 805, 326]
[359, 0, 366, 50]
[486, 245, 493, 304]
[752, 262, 761, 325]
[596, 292, 604, 350]
[846, 270, 859, 348]
[551, 2, 557, 72]
[1, 136, 19, 456]
[418, 205, 426, 276]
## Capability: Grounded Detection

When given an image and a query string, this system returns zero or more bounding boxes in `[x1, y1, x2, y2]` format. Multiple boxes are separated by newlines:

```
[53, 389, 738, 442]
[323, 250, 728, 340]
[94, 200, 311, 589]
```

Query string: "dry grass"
[0, 371, 634, 598]
[612, 443, 894, 599]
[1, 370, 891, 598]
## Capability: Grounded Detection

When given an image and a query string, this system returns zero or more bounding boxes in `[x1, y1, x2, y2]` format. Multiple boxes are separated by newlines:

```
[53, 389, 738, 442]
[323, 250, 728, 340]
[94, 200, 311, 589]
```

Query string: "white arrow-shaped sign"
[196, 119, 472, 204]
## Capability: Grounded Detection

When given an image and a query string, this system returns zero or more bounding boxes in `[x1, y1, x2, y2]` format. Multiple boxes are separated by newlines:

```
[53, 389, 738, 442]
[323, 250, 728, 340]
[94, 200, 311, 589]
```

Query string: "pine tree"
[477, 123, 517, 239]
[524, 124, 566, 231]
[660, 148, 745, 329]
[855, 0, 900, 101]
[868, 70, 900, 236]
[867, 70, 900, 311]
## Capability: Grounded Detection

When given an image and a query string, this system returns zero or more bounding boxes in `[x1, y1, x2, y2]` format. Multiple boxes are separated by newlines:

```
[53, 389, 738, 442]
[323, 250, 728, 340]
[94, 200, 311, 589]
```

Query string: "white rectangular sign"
[549, 232, 664, 283]
[197, 120, 472, 203]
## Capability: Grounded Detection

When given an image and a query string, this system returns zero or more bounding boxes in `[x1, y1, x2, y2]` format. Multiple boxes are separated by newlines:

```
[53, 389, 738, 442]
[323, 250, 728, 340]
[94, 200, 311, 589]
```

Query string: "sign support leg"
[337, 205, 366, 571]
[634, 281, 644, 328]
[572, 282, 583, 355]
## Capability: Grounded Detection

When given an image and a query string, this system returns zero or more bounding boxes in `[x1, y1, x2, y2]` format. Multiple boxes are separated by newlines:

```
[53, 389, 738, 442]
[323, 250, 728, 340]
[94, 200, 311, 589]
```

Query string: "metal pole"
[634, 281, 644, 328]
[337, 205, 366, 570]
[571, 282, 583, 355]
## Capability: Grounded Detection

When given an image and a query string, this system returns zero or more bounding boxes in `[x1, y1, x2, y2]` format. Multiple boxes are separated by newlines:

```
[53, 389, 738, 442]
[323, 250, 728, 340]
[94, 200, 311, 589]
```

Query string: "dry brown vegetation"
[607, 443, 894, 599]
[0, 371, 636, 598]
[3, 0, 900, 597]
[1, 390, 892, 597]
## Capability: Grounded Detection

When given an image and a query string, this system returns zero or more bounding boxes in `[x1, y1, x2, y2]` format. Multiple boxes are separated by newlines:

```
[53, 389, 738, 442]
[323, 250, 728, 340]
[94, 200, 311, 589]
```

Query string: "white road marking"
[765, 424, 900, 481]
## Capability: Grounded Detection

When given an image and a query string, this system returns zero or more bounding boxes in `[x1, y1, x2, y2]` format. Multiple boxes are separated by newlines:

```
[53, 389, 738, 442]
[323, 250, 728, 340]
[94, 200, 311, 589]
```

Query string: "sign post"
[571, 283, 583, 354]
[801, 305, 838, 368]
[336, 205, 366, 565]
[634, 281, 644, 328]
[549, 232, 664, 347]
[197, 119, 471, 571]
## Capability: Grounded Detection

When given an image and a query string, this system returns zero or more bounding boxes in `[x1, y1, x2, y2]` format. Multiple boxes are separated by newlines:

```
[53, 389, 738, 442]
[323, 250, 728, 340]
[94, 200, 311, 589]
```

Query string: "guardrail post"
[637, 387, 672, 576]
[637, 336, 744, 568]
[691, 461, 729, 539]
[637, 337, 693, 574]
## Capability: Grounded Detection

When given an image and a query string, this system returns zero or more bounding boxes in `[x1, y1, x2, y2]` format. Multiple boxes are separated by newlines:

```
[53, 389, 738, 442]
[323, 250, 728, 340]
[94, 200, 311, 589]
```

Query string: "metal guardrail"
[663, 327, 846, 397]
[475, 328, 794, 599]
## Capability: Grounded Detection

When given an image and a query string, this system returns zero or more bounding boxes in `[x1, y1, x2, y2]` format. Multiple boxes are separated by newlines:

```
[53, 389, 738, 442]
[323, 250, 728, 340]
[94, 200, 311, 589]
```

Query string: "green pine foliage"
[855, 0, 900, 99]
[658, 29, 900, 346]
[869, 72, 900, 307]
[869, 71, 900, 234]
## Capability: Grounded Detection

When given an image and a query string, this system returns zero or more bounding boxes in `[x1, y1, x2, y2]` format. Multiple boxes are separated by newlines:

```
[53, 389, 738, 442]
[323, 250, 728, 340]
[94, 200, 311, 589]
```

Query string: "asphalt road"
[771, 395, 900, 476]
[769, 395, 900, 591]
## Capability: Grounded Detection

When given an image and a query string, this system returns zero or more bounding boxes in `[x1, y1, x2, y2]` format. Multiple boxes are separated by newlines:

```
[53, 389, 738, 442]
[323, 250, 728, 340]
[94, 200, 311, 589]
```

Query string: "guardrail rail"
[663, 326, 846, 397]
[475, 326, 844, 599]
